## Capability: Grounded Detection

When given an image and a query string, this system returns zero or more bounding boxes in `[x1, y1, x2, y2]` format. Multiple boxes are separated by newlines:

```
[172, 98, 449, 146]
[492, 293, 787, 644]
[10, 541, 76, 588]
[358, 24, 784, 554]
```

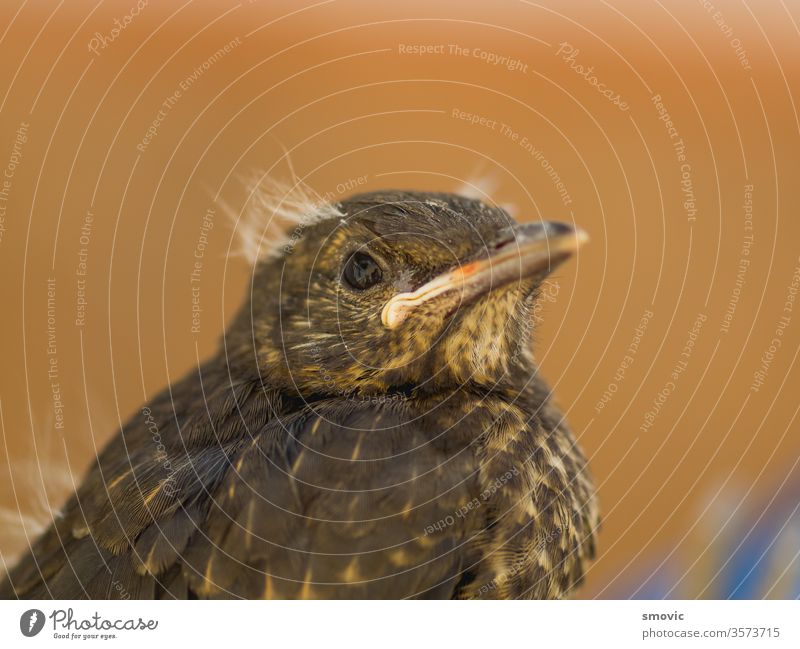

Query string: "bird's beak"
[381, 221, 588, 329]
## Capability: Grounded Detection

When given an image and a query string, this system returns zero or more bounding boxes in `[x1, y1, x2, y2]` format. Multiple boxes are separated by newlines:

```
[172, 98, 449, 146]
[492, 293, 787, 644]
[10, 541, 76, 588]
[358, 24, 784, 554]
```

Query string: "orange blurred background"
[1, 0, 798, 598]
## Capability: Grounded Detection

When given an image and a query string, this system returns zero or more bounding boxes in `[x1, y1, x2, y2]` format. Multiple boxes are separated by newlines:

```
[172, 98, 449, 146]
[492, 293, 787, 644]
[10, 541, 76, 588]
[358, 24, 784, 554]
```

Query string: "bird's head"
[231, 189, 586, 397]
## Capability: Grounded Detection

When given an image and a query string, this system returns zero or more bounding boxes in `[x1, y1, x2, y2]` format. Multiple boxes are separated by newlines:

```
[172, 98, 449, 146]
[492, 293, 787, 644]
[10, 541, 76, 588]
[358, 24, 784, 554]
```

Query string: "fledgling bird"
[1, 188, 598, 599]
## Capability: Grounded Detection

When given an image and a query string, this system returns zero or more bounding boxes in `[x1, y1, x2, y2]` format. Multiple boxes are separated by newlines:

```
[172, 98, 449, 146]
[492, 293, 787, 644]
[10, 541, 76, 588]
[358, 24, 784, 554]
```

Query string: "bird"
[1, 186, 599, 599]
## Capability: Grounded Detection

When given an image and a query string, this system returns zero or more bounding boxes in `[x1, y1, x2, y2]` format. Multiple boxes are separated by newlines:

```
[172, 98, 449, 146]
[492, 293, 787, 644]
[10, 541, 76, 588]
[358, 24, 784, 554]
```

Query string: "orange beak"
[381, 221, 588, 329]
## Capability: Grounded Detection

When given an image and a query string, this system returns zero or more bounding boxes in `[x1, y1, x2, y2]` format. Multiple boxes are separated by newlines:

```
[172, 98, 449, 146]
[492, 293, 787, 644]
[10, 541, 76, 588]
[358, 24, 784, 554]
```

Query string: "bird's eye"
[342, 252, 383, 290]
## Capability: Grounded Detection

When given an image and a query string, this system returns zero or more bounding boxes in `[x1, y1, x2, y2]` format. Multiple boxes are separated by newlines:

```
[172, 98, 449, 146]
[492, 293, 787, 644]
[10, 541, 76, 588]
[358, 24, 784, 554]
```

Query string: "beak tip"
[574, 226, 590, 248]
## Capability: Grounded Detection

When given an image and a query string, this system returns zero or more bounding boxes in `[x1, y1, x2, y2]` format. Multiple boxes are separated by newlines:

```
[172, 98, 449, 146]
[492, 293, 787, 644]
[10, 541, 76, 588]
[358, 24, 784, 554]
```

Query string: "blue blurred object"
[614, 483, 800, 599]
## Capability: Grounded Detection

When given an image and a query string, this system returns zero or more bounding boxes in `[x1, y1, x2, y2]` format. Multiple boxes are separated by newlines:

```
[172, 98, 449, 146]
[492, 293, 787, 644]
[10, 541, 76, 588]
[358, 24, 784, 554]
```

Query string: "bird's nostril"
[490, 237, 514, 251]
[489, 231, 519, 251]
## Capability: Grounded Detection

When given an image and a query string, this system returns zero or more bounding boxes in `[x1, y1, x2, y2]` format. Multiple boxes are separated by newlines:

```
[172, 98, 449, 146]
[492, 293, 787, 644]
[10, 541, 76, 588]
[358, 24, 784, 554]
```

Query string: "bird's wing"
[0, 377, 271, 599]
[1, 395, 481, 599]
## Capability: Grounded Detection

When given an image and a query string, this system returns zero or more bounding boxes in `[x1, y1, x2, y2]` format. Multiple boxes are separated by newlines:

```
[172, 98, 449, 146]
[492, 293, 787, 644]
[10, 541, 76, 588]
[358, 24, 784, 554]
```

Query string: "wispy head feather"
[455, 170, 518, 218]
[224, 173, 344, 265]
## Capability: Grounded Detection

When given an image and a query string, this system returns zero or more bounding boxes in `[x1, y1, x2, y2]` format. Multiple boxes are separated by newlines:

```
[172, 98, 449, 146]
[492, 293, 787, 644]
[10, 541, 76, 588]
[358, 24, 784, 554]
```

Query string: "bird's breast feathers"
[2, 382, 597, 599]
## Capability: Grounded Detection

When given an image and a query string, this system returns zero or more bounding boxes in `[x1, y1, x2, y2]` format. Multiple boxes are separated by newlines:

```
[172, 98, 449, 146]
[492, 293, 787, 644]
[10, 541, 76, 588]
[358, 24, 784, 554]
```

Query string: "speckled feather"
[1, 190, 598, 599]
